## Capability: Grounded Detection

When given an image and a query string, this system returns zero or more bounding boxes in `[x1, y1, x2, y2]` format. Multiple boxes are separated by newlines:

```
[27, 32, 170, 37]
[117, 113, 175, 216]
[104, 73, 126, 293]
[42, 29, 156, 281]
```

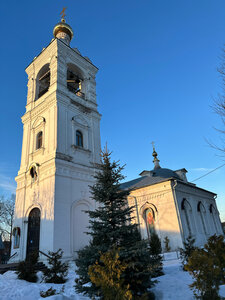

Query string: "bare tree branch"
[0, 194, 15, 243]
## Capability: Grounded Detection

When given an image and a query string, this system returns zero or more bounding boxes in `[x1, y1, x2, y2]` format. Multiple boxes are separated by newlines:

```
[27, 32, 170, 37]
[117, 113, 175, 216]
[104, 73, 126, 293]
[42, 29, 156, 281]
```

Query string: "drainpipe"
[128, 195, 140, 231]
[171, 180, 185, 245]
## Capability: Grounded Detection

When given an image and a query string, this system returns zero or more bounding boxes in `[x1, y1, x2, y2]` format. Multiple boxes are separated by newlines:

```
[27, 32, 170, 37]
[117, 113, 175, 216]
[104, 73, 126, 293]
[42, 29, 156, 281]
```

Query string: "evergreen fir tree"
[163, 236, 171, 252]
[75, 149, 155, 299]
[17, 251, 38, 282]
[149, 233, 163, 277]
[43, 249, 68, 283]
[179, 235, 196, 269]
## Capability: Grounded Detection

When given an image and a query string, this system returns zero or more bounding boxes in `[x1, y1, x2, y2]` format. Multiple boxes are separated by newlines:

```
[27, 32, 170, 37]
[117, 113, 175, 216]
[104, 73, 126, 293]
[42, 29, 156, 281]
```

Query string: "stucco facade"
[122, 150, 224, 251]
[11, 19, 101, 262]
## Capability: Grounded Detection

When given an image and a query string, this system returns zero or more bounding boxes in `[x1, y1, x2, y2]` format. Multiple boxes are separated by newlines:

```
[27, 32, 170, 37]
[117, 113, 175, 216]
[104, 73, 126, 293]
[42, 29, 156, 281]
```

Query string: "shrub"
[40, 286, 65, 298]
[88, 248, 132, 300]
[149, 233, 163, 277]
[40, 287, 56, 298]
[16, 251, 38, 282]
[163, 236, 171, 252]
[185, 235, 225, 299]
[179, 235, 196, 269]
[43, 249, 68, 283]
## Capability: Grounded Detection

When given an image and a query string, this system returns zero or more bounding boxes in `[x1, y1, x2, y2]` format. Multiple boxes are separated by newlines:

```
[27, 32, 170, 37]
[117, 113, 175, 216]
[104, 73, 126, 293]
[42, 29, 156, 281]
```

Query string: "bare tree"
[212, 48, 225, 154]
[0, 194, 15, 244]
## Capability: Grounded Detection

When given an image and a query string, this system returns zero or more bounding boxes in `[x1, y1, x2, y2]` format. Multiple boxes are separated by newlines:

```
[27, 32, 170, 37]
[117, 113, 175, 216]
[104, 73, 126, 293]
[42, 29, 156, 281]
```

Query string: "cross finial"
[151, 141, 161, 169]
[60, 7, 67, 22]
[151, 141, 155, 151]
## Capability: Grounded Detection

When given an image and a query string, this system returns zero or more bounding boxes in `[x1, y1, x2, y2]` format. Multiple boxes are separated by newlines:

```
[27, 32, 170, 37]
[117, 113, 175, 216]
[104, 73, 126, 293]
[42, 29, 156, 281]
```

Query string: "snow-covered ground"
[0, 259, 225, 300]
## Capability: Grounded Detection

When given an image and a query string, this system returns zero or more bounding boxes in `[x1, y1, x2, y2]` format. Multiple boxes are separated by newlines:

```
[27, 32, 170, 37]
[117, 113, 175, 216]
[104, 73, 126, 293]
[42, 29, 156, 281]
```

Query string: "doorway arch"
[26, 208, 40, 258]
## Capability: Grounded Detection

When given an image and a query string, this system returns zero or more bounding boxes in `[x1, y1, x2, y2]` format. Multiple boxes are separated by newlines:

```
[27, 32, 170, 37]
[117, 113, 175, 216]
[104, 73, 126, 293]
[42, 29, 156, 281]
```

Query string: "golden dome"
[53, 19, 74, 40]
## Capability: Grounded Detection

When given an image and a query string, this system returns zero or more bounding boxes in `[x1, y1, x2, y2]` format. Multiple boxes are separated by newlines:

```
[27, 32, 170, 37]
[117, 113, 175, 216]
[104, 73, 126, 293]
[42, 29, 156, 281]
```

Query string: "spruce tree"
[179, 235, 196, 269]
[149, 233, 163, 277]
[75, 149, 155, 299]
[43, 249, 68, 283]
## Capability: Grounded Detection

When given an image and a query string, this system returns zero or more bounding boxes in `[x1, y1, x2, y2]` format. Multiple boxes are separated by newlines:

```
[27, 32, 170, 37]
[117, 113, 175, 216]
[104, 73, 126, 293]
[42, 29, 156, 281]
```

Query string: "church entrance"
[26, 208, 40, 258]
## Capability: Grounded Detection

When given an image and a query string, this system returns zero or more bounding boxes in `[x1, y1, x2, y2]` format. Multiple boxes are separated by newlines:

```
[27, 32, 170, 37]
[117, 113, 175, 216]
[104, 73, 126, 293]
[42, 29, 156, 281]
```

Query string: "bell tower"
[11, 13, 101, 262]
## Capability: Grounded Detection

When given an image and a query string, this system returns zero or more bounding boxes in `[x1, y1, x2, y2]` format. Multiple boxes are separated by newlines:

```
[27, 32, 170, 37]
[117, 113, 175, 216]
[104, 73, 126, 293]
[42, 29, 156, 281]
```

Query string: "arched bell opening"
[36, 64, 50, 100]
[67, 63, 85, 98]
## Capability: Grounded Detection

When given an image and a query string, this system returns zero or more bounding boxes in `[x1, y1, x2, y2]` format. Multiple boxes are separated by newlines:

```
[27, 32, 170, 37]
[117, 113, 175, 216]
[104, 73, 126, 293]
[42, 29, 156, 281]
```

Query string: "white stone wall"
[11, 37, 101, 262]
[128, 181, 184, 252]
[127, 179, 223, 252]
[175, 182, 224, 247]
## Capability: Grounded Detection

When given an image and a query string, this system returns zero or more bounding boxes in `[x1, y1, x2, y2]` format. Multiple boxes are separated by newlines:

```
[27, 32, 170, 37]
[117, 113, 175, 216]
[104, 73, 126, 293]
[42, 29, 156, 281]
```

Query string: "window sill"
[30, 147, 44, 160]
[71, 145, 91, 153]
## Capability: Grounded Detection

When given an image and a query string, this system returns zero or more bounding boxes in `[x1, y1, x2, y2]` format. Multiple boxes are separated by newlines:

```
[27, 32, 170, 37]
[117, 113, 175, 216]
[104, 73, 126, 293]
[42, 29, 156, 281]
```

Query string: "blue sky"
[0, 0, 225, 220]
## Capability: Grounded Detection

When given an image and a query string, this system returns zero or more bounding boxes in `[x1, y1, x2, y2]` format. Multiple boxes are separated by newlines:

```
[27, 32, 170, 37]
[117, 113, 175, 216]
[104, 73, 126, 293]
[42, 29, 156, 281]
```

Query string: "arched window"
[36, 64, 50, 99]
[181, 199, 193, 237]
[76, 130, 83, 147]
[197, 202, 207, 235]
[144, 208, 155, 239]
[36, 131, 43, 149]
[209, 204, 219, 233]
[13, 227, 20, 249]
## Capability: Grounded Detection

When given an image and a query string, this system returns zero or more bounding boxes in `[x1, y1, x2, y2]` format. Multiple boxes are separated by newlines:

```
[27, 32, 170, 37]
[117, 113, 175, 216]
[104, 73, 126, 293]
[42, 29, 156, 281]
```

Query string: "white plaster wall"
[11, 36, 101, 262]
[53, 163, 97, 259]
[128, 181, 183, 252]
[176, 182, 224, 248]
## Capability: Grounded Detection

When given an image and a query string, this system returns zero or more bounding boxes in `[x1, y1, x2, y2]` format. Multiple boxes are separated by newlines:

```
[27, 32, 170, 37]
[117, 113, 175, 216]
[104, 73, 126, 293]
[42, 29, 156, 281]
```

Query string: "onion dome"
[53, 16, 73, 45]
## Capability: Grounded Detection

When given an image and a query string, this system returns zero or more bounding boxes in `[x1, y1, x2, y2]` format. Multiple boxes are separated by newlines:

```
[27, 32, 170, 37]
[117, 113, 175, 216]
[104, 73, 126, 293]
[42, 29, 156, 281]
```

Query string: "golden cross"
[60, 7, 67, 19]
[151, 141, 155, 151]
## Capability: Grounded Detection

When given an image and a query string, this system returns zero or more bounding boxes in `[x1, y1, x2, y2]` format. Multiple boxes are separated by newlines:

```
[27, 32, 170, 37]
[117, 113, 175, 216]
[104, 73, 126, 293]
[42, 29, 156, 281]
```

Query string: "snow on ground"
[153, 259, 194, 300]
[0, 259, 225, 300]
[0, 264, 88, 300]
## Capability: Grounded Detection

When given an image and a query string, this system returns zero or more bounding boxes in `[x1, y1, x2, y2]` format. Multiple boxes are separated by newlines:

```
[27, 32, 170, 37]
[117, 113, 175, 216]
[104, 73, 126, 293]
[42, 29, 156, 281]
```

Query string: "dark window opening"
[76, 130, 83, 147]
[36, 131, 43, 150]
[67, 69, 84, 98]
[37, 65, 50, 99]
[30, 166, 37, 181]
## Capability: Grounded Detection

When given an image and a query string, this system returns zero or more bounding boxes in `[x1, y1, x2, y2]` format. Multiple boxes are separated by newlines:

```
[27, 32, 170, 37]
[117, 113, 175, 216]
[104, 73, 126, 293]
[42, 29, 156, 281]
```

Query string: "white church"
[10, 15, 223, 262]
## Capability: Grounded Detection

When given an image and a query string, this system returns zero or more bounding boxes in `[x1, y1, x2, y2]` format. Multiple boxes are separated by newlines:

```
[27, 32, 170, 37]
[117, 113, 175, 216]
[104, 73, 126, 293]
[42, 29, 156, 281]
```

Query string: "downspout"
[171, 180, 185, 244]
[128, 195, 141, 232]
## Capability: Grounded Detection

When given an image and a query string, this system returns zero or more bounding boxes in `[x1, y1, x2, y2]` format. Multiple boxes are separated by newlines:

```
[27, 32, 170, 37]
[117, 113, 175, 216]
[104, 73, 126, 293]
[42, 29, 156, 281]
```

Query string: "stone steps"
[0, 261, 47, 274]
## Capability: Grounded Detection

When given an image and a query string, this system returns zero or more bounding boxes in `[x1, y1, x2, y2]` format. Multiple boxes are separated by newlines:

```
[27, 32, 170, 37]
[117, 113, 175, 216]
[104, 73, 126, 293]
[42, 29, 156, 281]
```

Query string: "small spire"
[151, 141, 161, 170]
